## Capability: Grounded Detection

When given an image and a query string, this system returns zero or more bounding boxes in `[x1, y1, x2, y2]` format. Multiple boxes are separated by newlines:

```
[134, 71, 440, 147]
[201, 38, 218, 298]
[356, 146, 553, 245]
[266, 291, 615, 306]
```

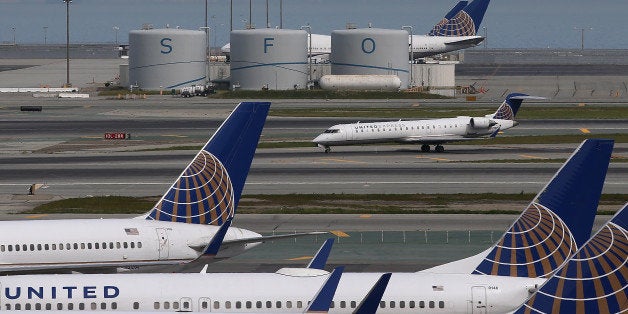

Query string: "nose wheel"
[324, 146, 331, 153]
[435, 145, 445, 153]
[420, 144, 430, 152]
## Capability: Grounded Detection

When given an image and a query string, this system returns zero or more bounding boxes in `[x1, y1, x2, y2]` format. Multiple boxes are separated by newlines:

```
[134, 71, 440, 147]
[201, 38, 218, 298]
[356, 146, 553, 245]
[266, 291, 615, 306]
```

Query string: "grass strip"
[27, 193, 626, 215]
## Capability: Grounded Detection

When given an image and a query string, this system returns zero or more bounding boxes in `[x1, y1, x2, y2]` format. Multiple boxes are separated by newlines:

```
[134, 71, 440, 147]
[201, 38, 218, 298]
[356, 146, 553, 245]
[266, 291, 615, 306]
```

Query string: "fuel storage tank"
[129, 28, 206, 90]
[331, 28, 409, 88]
[230, 29, 307, 90]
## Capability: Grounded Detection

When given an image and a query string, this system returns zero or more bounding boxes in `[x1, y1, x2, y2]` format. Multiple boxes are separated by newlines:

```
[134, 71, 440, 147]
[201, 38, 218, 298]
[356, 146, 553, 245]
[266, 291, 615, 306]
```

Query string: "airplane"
[220, 0, 490, 63]
[0, 101, 322, 274]
[513, 203, 627, 313]
[313, 93, 543, 153]
[0, 139, 613, 313]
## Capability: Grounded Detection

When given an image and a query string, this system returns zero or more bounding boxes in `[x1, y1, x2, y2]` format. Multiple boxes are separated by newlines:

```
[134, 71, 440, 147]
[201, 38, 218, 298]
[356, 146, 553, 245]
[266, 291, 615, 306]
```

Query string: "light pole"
[249, 0, 252, 29]
[574, 27, 592, 50]
[200, 26, 211, 85]
[113, 26, 119, 45]
[43, 26, 48, 44]
[301, 25, 312, 85]
[64, 0, 72, 87]
[230, 0, 233, 31]
[402, 26, 413, 88]
[11, 27, 15, 45]
[482, 26, 487, 48]
[266, 0, 269, 28]
[280, 0, 283, 29]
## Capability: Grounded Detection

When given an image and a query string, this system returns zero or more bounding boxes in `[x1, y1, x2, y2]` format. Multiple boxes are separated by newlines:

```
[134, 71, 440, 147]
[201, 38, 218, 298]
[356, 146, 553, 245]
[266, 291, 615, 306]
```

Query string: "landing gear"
[324, 146, 331, 154]
[420, 144, 431, 153]
[435, 145, 445, 153]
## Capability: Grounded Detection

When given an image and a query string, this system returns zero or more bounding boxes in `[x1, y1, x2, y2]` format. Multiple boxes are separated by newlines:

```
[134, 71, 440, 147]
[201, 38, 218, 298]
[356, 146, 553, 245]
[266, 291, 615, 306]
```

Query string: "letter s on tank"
[161, 38, 173, 54]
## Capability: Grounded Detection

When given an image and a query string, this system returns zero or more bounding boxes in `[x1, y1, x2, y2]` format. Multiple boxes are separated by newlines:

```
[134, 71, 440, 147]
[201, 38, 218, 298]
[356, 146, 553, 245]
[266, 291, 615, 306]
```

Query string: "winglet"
[514, 203, 628, 313]
[145, 102, 270, 225]
[202, 217, 233, 256]
[353, 273, 392, 314]
[305, 266, 344, 313]
[307, 238, 335, 270]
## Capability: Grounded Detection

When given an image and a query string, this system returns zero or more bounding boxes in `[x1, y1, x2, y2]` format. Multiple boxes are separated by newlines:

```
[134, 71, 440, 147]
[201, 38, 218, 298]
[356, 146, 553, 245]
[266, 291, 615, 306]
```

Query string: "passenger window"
[0, 245, 4, 252]
[297, 301, 302, 308]
[400, 301, 405, 308]
[236, 301, 242, 309]
[429, 301, 435, 308]
[25, 303, 31, 310]
[57, 303, 63, 310]
[44, 244, 49, 250]
[124, 242, 128, 249]
[173, 302, 179, 309]
[439, 301, 444, 308]
[133, 302, 139, 309]
[351, 301, 356, 308]
[37, 244, 42, 251]
[246, 301, 252, 309]
[116, 242, 121, 249]
[79, 303, 85, 310]
[8, 245, 12, 251]
[164, 301, 170, 309]
[4, 304, 10, 310]
[15, 304, 21, 310]
[36, 303, 42, 310]
[131, 242, 135, 249]
[213, 301, 219, 309]
[68, 303, 74, 310]
[409, 301, 415, 308]
[225, 301, 231, 309]
[91, 302, 97, 310]
[340, 301, 346, 308]
[23, 244, 28, 251]
[154, 302, 160, 310]
[286, 301, 292, 308]
[46, 303, 52, 310]
[87, 243, 92, 249]
[109, 242, 114, 249]
[30, 244, 35, 251]
[276, 301, 281, 308]
[256, 301, 262, 308]
[102, 242, 107, 249]
[112, 302, 118, 310]
[65, 243, 70, 250]
[330, 301, 335, 308]
[101, 302, 107, 309]
[73, 243, 78, 250]
[390, 301, 395, 308]
[419, 301, 425, 308]
[52, 244, 56, 250]
[266, 301, 272, 308]
[81, 243, 85, 249]
[15, 245, 20, 252]
[380, 301, 385, 308]
[95, 243, 99, 249]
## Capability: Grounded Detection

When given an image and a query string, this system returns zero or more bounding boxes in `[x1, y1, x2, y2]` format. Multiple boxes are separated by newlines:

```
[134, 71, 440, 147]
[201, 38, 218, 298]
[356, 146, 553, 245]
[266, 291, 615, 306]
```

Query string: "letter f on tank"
[264, 37, 274, 53]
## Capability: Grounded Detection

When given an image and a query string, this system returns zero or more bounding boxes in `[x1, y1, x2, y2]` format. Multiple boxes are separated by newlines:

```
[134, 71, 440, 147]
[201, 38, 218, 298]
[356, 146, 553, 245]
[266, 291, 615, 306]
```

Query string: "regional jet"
[0, 102, 320, 274]
[0, 139, 614, 313]
[313, 93, 543, 153]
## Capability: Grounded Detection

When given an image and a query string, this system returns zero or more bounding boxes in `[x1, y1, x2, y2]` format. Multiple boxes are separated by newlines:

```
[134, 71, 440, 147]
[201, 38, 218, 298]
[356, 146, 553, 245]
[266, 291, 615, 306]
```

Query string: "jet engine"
[469, 117, 496, 128]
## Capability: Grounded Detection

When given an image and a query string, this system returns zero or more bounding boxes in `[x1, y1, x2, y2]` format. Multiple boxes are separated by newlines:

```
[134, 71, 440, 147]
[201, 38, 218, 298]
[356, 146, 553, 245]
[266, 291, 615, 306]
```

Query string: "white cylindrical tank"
[319, 75, 401, 91]
[331, 28, 409, 88]
[129, 29, 206, 90]
[230, 29, 307, 90]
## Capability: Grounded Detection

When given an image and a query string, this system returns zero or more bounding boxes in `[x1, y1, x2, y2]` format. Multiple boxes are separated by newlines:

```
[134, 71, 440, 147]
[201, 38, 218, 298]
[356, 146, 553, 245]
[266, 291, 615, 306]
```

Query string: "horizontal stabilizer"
[222, 231, 328, 246]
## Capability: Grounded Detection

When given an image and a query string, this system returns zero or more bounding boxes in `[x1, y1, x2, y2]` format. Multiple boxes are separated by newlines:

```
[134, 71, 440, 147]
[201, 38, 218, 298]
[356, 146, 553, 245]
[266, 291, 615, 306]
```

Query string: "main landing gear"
[420, 144, 445, 153]
[324, 146, 331, 153]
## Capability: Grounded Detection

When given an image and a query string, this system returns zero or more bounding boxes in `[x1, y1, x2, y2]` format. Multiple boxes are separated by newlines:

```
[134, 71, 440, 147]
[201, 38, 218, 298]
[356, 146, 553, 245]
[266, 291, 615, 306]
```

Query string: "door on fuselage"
[471, 286, 487, 314]
[156, 228, 170, 260]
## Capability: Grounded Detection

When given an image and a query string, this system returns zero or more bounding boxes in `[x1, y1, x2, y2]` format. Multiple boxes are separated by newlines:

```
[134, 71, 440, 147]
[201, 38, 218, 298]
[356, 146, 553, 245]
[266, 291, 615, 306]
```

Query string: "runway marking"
[330, 230, 350, 238]
[415, 156, 451, 162]
[319, 158, 367, 164]
[287, 256, 313, 261]
[161, 134, 188, 138]
[360, 214, 372, 218]
[520, 154, 548, 160]
[579, 128, 591, 134]
[25, 214, 48, 219]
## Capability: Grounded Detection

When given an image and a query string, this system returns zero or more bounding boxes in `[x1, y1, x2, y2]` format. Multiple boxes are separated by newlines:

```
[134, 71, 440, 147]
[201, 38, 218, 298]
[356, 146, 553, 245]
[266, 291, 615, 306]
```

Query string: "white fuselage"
[313, 116, 515, 147]
[0, 219, 261, 273]
[0, 272, 544, 313]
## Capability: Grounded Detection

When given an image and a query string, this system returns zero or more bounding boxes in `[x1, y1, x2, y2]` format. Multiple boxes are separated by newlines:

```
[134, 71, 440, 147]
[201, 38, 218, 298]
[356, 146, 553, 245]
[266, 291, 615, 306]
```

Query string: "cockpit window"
[324, 129, 340, 134]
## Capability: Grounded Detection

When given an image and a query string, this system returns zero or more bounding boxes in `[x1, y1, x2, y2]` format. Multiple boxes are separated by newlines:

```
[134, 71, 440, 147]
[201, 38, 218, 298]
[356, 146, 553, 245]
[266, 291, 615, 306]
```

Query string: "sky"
[0, 0, 625, 49]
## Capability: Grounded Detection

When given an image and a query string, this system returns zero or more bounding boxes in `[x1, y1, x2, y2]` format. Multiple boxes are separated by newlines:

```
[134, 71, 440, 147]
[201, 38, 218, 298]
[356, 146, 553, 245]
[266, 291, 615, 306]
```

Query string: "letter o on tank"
[361, 38, 375, 54]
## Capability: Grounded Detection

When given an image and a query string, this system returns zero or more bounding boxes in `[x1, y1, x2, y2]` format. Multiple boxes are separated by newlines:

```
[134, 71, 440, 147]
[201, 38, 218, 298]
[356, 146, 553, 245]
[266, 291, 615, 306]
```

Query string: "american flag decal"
[124, 228, 139, 235]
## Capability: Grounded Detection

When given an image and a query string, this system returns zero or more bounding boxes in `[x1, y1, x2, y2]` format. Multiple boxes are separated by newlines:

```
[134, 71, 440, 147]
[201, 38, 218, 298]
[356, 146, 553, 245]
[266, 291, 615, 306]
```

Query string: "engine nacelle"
[470, 117, 497, 129]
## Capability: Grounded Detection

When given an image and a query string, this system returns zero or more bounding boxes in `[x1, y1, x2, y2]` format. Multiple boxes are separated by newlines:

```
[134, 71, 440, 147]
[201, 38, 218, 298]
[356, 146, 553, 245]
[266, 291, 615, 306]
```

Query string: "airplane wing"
[221, 231, 328, 246]
[398, 135, 476, 143]
[444, 36, 484, 46]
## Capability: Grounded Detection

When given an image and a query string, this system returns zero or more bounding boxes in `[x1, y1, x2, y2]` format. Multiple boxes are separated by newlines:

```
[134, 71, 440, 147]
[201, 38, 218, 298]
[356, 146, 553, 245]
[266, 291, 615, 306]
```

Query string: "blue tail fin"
[428, 1, 468, 35]
[492, 93, 545, 120]
[354, 273, 392, 314]
[471, 139, 614, 277]
[145, 102, 271, 225]
[514, 203, 627, 313]
[429, 0, 490, 36]
[307, 238, 335, 270]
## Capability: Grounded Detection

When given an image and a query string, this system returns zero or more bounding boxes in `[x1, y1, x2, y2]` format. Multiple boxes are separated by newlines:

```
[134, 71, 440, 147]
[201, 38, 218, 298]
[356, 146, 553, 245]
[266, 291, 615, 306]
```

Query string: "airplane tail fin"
[471, 139, 614, 277]
[428, 1, 468, 36]
[514, 203, 627, 313]
[305, 266, 344, 313]
[492, 93, 544, 120]
[424, 139, 614, 278]
[429, 0, 490, 36]
[144, 102, 270, 225]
